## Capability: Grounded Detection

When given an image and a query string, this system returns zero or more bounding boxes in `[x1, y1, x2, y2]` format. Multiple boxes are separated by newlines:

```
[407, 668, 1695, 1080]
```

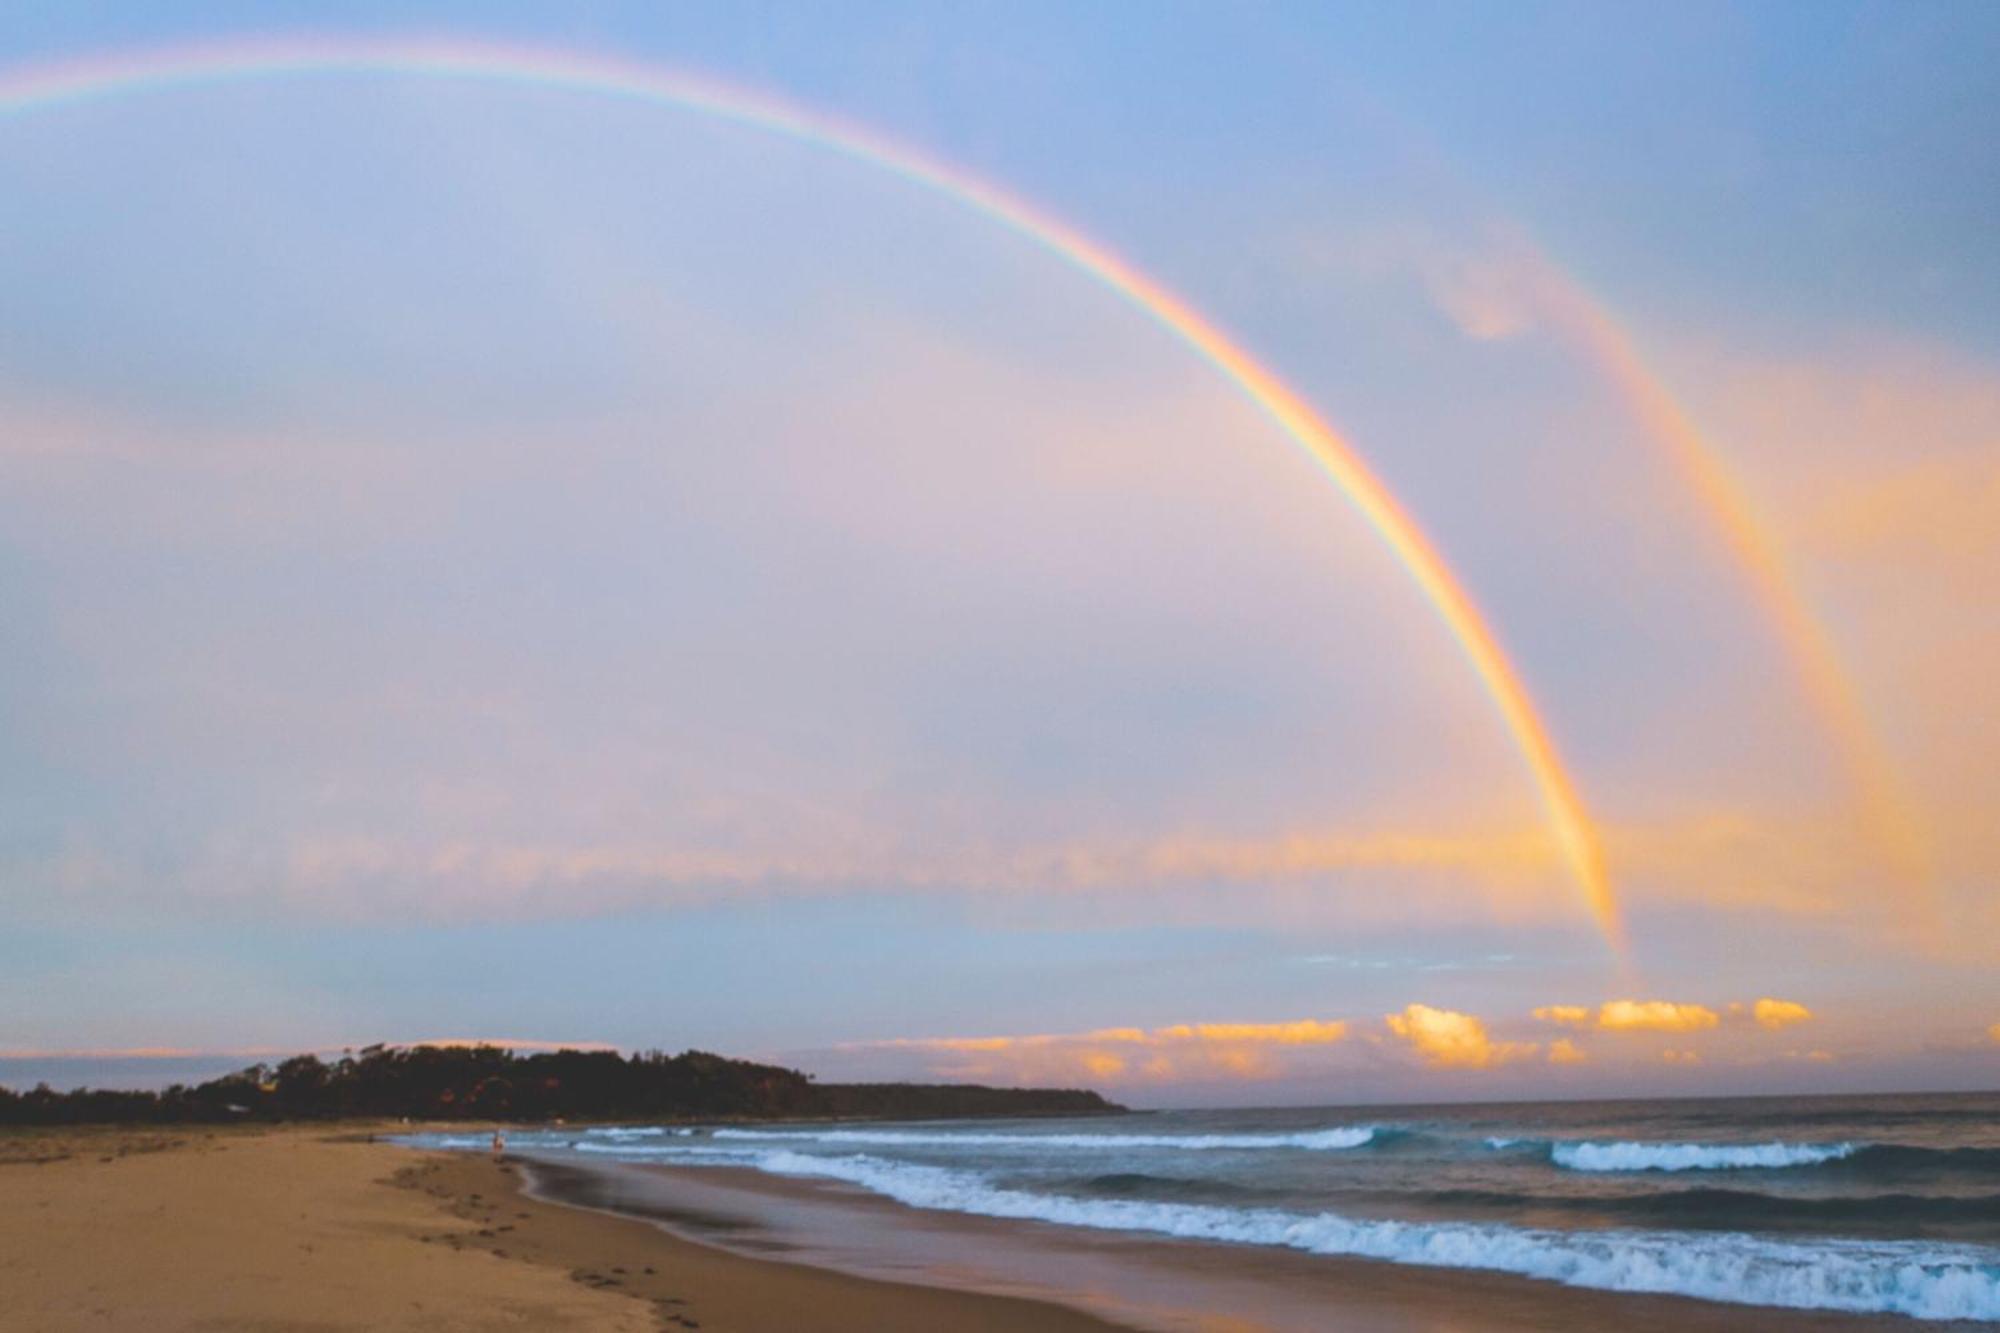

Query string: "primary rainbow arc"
[0, 36, 1623, 950]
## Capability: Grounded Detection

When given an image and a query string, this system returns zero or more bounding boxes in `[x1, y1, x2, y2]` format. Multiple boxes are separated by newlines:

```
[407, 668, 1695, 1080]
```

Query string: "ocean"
[407, 1091, 2000, 1324]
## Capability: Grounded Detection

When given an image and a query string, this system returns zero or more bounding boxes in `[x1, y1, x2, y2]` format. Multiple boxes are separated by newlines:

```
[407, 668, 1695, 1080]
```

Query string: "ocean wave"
[708, 1125, 1378, 1151]
[1399, 1186, 2000, 1240]
[743, 1150, 2000, 1321]
[569, 1141, 751, 1159]
[1550, 1140, 1859, 1172]
[1846, 1145, 2000, 1178]
[1070, 1171, 1278, 1203]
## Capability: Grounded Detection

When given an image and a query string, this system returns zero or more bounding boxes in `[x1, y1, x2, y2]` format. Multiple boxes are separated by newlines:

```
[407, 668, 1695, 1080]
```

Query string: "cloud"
[1751, 998, 1813, 1031]
[1522, 995, 1832, 1070]
[1989, 1023, 2000, 1044]
[1596, 1000, 1721, 1033]
[1546, 1038, 1588, 1065]
[0, 1038, 614, 1061]
[1682, 343, 2000, 945]
[1536, 997, 1812, 1042]
[844, 1017, 1351, 1087]
[392, 1038, 619, 1054]
[1801, 451, 2000, 571]
[0, 1046, 290, 1062]
[2, 309, 1591, 943]
[7, 822, 1577, 928]
[872, 1016, 1352, 1048]
[870, 1020, 1350, 1053]
[1383, 1004, 1535, 1069]
[23, 796, 1973, 949]
[1700, 347, 2000, 570]
[1419, 251, 1539, 341]
[1151, 1021, 1352, 1046]
[1078, 1052, 1129, 1079]
[1403, 248, 2000, 957]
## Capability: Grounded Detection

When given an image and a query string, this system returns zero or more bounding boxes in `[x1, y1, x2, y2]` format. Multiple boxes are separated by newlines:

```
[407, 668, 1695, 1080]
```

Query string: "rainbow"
[0, 36, 1623, 949]
[1518, 254, 1931, 900]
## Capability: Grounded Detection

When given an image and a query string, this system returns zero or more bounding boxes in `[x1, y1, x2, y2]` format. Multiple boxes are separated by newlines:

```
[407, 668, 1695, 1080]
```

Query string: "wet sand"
[526, 1152, 1911, 1333]
[0, 1125, 1121, 1331]
[0, 1124, 1916, 1332]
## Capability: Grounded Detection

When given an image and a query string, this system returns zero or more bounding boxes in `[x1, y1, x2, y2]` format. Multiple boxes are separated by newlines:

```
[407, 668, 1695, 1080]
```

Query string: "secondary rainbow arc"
[1521, 259, 1931, 904]
[0, 36, 1623, 949]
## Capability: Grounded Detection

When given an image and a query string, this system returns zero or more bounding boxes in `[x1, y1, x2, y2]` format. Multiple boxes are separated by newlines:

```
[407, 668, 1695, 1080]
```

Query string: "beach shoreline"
[0, 1120, 1937, 1332]
[519, 1150, 1909, 1333]
[0, 1123, 1125, 1332]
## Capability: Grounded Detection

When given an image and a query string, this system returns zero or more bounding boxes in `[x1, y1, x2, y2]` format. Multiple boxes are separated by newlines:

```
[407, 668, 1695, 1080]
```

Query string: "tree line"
[0, 1043, 1118, 1125]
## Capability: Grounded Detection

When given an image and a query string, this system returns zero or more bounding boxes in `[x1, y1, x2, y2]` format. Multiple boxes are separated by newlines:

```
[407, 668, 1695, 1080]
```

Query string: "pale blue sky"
[3, 2, 1997, 1102]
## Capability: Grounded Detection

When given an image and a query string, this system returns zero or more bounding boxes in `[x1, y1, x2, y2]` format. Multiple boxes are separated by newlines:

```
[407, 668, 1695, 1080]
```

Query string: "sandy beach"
[3, 1121, 1925, 1333]
[0, 1125, 1121, 1332]
[521, 1152, 1909, 1333]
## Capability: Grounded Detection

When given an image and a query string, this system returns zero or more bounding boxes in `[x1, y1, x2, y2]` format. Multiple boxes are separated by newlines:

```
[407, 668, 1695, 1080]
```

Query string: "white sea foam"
[570, 1141, 750, 1159]
[1551, 1140, 1859, 1172]
[406, 1130, 2000, 1319]
[708, 1126, 1377, 1151]
[735, 1150, 2000, 1322]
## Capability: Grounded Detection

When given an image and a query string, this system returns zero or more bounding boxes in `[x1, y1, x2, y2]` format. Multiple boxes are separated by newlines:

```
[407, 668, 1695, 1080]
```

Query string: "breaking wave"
[741, 1149, 2000, 1321]
[1550, 1140, 1860, 1172]
[708, 1125, 1379, 1151]
[1393, 1185, 2000, 1239]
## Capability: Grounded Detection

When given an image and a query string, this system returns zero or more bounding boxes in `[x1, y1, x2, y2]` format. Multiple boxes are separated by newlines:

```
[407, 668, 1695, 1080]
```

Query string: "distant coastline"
[0, 1042, 1123, 1126]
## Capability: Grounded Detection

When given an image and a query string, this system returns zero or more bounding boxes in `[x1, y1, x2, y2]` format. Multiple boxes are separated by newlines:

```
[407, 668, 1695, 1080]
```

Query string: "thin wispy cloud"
[1, 7, 1995, 1099]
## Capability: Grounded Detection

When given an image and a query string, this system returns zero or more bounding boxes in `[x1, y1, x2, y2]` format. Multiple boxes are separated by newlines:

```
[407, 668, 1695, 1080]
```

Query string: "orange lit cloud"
[1383, 1004, 1535, 1069]
[1153, 1021, 1353, 1045]
[0, 1038, 615, 1061]
[852, 1018, 1351, 1086]
[1803, 451, 2000, 571]
[872, 1020, 1350, 1053]
[1546, 1038, 1588, 1065]
[1988, 1023, 2000, 1044]
[1706, 350, 2000, 580]
[1538, 998, 1810, 1033]
[25, 803, 1986, 964]
[12, 818, 1586, 932]
[1597, 1001, 1721, 1033]
[1410, 242, 2000, 950]
[0, 374, 1599, 944]
[1078, 1052, 1127, 1079]
[393, 1038, 618, 1053]
[0, 1045, 291, 1061]
[1520, 996, 1828, 1069]
[1417, 240, 1935, 918]
[1690, 346, 2000, 946]
[1751, 998, 1814, 1031]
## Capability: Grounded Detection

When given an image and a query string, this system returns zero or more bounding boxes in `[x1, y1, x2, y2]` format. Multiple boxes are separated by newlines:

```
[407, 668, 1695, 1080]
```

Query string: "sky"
[2, 1, 1996, 1105]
